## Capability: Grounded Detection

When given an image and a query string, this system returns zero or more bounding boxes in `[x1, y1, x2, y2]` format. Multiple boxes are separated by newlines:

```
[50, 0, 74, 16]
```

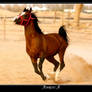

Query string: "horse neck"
[24, 22, 40, 39]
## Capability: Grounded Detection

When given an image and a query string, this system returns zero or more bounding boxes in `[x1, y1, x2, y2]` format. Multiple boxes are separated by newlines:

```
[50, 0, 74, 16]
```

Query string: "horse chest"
[26, 38, 41, 57]
[26, 36, 47, 58]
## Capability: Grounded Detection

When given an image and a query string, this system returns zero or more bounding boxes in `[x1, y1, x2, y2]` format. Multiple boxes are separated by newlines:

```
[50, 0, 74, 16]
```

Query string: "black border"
[0, 85, 92, 91]
[0, 0, 91, 3]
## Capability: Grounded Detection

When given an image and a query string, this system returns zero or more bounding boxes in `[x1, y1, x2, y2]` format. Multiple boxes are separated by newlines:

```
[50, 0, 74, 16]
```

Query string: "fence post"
[67, 11, 70, 28]
[54, 10, 56, 23]
[74, 4, 83, 28]
[3, 16, 6, 40]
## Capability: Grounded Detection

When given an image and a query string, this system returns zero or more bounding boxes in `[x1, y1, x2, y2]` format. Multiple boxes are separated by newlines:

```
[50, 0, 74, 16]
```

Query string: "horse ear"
[23, 8, 26, 12]
[30, 7, 32, 12]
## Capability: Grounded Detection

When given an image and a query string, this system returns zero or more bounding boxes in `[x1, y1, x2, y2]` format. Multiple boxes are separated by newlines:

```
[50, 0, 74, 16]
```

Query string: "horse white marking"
[45, 65, 61, 82]
[20, 12, 25, 16]
[13, 16, 19, 21]
[55, 70, 60, 82]
[13, 12, 25, 21]
[55, 65, 60, 82]
[45, 73, 51, 80]
[26, 6, 30, 10]
[45, 72, 56, 81]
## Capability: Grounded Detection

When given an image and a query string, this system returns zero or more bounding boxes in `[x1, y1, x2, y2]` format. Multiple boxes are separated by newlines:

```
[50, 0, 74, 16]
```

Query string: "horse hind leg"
[55, 51, 65, 82]
[46, 56, 59, 72]
[59, 52, 65, 72]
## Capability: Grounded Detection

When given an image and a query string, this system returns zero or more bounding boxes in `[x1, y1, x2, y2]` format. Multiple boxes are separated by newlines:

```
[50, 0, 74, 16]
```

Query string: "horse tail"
[58, 25, 69, 45]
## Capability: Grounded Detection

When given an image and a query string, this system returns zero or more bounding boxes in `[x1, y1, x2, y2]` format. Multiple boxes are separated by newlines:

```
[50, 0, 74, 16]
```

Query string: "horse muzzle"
[13, 16, 19, 22]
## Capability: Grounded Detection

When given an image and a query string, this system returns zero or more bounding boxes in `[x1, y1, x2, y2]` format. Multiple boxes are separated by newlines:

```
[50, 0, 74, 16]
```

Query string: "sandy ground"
[0, 9, 92, 85]
[0, 26, 92, 85]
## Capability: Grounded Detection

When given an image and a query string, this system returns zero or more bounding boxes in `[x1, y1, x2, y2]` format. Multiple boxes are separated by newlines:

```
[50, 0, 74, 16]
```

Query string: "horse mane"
[31, 13, 43, 34]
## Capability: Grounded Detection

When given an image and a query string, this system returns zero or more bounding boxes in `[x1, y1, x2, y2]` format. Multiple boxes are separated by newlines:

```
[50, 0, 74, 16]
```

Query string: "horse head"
[13, 7, 36, 26]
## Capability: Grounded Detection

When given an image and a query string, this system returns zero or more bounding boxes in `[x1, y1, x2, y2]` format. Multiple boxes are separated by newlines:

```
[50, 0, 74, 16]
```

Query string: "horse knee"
[35, 70, 40, 75]
[54, 62, 59, 72]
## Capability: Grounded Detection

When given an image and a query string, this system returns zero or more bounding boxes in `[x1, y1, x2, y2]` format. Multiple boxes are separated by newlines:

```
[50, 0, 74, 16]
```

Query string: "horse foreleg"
[38, 57, 46, 81]
[30, 57, 41, 75]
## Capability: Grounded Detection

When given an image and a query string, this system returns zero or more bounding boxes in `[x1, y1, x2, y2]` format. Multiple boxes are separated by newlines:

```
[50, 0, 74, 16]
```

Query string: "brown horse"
[13, 7, 69, 81]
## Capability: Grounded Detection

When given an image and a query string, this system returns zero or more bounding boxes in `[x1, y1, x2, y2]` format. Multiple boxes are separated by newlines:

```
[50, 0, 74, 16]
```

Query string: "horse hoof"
[45, 74, 51, 80]
[42, 76, 47, 81]
[48, 72, 55, 75]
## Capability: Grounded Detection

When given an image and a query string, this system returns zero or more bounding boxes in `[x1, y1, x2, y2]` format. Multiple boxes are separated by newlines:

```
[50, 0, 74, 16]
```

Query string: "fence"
[0, 11, 92, 41]
[0, 14, 63, 41]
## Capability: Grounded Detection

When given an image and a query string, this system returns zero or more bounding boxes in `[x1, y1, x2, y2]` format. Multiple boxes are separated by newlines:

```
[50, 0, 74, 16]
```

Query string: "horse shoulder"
[25, 35, 41, 57]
